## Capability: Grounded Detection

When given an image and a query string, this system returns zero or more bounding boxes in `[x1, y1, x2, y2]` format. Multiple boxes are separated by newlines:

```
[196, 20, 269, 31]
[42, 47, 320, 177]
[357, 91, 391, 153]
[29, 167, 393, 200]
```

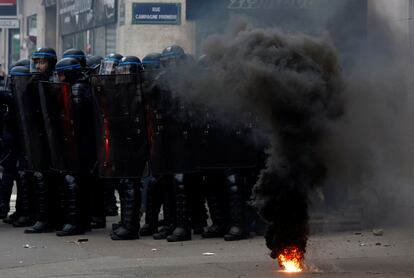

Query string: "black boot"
[25, 172, 53, 233]
[91, 217, 106, 229]
[0, 166, 9, 219]
[153, 176, 175, 240]
[153, 224, 174, 240]
[13, 171, 35, 227]
[140, 179, 161, 236]
[203, 182, 229, 238]
[88, 174, 105, 229]
[0, 161, 18, 219]
[224, 173, 249, 241]
[3, 212, 18, 224]
[189, 175, 207, 235]
[56, 175, 84, 236]
[111, 179, 140, 240]
[104, 180, 119, 216]
[5, 176, 20, 224]
[167, 174, 191, 242]
[111, 180, 125, 231]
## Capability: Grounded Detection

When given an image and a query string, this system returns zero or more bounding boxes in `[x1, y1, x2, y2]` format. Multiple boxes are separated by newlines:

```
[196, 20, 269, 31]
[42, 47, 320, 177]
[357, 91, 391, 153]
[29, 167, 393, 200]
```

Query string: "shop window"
[93, 26, 106, 56]
[8, 29, 20, 66]
[27, 14, 37, 54]
[75, 31, 87, 52]
[106, 24, 117, 54]
[62, 34, 75, 52]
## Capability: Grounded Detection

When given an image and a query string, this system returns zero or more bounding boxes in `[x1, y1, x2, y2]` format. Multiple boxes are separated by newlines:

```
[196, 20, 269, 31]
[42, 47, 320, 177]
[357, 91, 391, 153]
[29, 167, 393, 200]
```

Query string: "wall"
[117, 0, 196, 58]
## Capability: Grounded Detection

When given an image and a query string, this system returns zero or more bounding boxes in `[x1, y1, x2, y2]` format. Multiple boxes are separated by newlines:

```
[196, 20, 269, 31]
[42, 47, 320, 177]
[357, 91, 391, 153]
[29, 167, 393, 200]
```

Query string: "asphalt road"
[0, 217, 413, 278]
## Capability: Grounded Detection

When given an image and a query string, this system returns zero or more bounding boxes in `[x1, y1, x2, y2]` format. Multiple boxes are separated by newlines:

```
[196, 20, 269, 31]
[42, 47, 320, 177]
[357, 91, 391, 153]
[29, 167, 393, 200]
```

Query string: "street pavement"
[0, 216, 413, 278]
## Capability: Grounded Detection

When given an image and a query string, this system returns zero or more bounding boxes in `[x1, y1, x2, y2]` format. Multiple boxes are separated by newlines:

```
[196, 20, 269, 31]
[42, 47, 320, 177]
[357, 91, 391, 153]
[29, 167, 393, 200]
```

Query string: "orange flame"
[277, 246, 304, 273]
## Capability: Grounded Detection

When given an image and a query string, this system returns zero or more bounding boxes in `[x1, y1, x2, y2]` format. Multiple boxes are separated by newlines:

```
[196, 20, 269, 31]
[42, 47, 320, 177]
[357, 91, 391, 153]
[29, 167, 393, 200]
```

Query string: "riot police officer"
[0, 65, 29, 222]
[139, 53, 172, 237]
[86, 54, 116, 219]
[92, 55, 148, 240]
[194, 54, 258, 241]
[147, 45, 204, 242]
[8, 48, 57, 230]
[39, 57, 97, 236]
[98, 53, 124, 217]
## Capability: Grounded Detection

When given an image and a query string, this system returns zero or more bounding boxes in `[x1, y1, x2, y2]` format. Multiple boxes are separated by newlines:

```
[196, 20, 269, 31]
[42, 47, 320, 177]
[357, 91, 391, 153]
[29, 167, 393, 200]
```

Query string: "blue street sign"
[132, 3, 181, 25]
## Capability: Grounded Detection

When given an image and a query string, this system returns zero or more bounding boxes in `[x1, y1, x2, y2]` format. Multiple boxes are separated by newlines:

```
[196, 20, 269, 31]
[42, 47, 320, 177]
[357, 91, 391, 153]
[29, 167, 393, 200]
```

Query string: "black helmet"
[99, 53, 123, 75]
[86, 55, 103, 70]
[6, 66, 31, 90]
[9, 66, 31, 76]
[197, 54, 211, 69]
[161, 45, 186, 68]
[116, 56, 142, 74]
[142, 53, 161, 70]
[54, 58, 83, 84]
[63, 48, 87, 68]
[12, 58, 30, 70]
[30, 47, 57, 74]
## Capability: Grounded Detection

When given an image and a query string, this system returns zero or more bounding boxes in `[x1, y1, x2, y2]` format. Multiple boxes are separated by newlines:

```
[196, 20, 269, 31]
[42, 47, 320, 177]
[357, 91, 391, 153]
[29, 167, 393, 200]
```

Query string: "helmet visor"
[99, 60, 117, 75]
[115, 64, 137, 75]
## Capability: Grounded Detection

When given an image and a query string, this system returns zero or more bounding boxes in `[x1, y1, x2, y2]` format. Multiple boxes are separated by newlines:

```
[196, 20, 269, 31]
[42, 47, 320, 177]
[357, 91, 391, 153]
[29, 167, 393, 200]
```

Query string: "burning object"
[277, 246, 304, 273]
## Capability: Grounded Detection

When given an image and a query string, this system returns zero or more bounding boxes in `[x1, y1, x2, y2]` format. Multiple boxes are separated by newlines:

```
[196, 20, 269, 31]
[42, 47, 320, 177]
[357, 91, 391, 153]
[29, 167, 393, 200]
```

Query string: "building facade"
[368, 0, 414, 56]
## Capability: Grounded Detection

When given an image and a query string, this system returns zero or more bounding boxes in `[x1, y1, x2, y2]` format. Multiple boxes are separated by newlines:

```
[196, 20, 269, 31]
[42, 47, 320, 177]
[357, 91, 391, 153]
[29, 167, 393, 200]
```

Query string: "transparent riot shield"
[91, 74, 148, 178]
[38, 81, 80, 172]
[12, 75, 50, 171]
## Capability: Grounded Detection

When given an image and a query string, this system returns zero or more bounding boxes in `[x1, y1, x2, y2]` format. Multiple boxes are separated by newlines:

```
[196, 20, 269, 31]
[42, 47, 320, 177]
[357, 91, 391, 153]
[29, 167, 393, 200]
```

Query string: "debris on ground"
[373, 229, 384, 236]
[23, 244, 37, 249]
[68, 239, 89, 244]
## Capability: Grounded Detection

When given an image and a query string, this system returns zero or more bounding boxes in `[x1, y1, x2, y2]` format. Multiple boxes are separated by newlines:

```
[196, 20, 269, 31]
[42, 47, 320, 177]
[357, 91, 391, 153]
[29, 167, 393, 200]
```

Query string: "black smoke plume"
[170, 18, 345, 258]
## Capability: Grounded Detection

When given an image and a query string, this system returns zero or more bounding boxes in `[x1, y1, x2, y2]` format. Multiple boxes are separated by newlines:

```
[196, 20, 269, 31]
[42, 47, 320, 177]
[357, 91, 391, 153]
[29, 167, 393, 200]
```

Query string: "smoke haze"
[184, 0, 414, 230]
[164, 16, 344, 258]
[164, 0, 414, 259]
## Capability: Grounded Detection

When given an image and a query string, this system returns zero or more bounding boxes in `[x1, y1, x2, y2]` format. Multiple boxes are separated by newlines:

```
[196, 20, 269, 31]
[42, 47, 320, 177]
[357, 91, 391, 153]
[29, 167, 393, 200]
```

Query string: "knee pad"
[174, 174, 184, 184]
[64, 175, 77, 190]
[33, 171, 44, 182]
[230, 185, 239, 193]
[177, 184, 185, 194]
[227, 174, 237, 186]
[17, 170, 26, 180]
